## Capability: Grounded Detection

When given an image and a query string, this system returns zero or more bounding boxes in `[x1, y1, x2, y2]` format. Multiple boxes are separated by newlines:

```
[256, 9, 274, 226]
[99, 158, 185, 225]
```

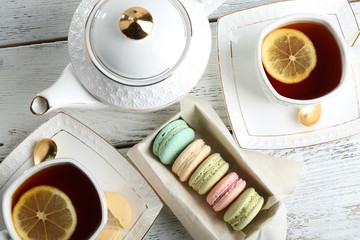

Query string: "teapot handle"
[197, 0, 226, 16]
[30, 63, 105, 115]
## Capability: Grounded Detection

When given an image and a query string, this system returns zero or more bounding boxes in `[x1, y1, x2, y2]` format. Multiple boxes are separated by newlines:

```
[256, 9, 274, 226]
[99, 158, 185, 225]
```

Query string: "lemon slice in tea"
[261, 28, 317, 84]
[12, 185, 77, 240]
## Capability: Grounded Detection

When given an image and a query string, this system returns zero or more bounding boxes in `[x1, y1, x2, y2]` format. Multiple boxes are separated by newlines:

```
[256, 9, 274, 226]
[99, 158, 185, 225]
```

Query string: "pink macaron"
[206, 172, 246, 211]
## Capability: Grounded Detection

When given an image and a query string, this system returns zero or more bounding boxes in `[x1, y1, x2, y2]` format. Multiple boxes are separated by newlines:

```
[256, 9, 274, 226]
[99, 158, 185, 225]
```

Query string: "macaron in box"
[206, 172, 246, 212]
[128, 96, 303, 240]
[152, 119, 195, 165]
[172, 139, 211, 182]
[188, 153, 229, 195]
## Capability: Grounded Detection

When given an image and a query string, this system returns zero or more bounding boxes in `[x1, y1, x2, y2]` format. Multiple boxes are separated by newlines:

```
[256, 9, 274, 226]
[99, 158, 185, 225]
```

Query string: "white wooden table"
[1, 0, 360, 239]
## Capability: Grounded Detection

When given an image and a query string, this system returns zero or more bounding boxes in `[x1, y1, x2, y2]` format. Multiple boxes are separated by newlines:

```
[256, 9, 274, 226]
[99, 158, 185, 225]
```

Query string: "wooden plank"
[208, 0, 281, 21]
[278, 137, 360, 239]
[0, 0, 80, 47]
[144, 206, 192, 239]
[0, 0, 328, 47]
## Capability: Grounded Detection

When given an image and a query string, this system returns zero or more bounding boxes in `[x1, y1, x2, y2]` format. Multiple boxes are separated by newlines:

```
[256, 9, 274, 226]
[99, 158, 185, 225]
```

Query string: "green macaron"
[189, 153, 229, 195]
[224, 188, 264, 231]
[153, 119, 195, 165]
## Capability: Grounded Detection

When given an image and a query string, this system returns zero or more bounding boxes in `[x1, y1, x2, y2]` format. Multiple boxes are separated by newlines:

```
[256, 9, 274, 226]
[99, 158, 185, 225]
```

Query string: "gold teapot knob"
[119, 7, 154, 40]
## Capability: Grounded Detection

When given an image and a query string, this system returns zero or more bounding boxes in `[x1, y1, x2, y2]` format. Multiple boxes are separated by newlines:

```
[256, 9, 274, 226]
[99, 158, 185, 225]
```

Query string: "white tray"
[218, 0, 360, 149]
[0, 112, 163, 239]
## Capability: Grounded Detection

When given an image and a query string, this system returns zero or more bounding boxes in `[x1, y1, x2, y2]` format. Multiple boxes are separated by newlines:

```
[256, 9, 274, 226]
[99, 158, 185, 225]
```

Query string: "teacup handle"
[0, 230, 11, 240]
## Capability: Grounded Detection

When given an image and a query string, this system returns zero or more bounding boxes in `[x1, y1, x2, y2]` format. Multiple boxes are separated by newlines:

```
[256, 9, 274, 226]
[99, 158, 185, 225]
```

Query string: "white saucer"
[218, 0, 360, 149]
[0, 112, 163, 239]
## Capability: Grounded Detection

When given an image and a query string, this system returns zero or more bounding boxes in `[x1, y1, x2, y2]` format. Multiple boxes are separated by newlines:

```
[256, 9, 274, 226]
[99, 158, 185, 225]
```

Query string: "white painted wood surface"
[1, 0, 360, 239]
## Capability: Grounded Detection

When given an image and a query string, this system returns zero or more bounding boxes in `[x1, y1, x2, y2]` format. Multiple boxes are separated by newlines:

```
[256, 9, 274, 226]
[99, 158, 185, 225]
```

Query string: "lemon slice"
[261, 28, 317, 84]
[12, 185, 77, 240]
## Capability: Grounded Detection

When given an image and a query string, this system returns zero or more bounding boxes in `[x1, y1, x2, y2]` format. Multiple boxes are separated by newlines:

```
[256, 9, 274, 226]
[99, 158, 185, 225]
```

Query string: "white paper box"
[128, 96, 303, 239]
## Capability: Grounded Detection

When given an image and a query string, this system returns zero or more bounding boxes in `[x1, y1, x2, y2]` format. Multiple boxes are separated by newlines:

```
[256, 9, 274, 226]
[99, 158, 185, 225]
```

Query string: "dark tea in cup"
[264, 22, 342, 100]
[2, 159, 107, 240]
[12, 163, 102, 239]
[256, 14, 349, 107]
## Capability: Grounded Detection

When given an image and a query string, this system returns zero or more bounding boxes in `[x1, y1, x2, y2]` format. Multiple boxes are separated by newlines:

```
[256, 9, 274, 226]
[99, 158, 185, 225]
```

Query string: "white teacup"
[1, 159, 107, 240]
[256, 13, 358, 107]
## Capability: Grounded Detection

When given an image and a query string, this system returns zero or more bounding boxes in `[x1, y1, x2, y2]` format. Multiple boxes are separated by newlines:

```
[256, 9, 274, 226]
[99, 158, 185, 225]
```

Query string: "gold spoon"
[33, 138, 57, 165]
[298, 104, 322, 127]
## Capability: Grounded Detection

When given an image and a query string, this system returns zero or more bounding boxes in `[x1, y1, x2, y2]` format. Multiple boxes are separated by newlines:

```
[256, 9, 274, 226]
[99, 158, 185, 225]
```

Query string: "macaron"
[206, 172, 246, 211]
[153, 119, 195, 165]
[172, 139, 211, 182]
[224, 188, 264, 231]
[189, 153, 229, 195]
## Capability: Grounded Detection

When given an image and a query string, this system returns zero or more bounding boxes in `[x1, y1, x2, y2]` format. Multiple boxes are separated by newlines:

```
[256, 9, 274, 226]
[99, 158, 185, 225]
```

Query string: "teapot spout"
[30, 63, 105, 115]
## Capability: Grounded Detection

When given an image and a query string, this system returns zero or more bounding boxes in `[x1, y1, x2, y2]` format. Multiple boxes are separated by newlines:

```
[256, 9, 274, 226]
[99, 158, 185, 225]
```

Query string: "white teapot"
[30, 0, 224, 115]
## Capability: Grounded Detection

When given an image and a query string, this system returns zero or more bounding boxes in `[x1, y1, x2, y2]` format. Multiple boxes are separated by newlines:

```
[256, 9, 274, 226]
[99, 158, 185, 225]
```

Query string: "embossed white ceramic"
[30, 0, 225, 115]
[256, 13, 354, 107]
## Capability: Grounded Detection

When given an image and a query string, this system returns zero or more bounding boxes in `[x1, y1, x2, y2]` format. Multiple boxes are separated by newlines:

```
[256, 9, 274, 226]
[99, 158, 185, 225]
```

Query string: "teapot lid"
[85, 0, 191, 86]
